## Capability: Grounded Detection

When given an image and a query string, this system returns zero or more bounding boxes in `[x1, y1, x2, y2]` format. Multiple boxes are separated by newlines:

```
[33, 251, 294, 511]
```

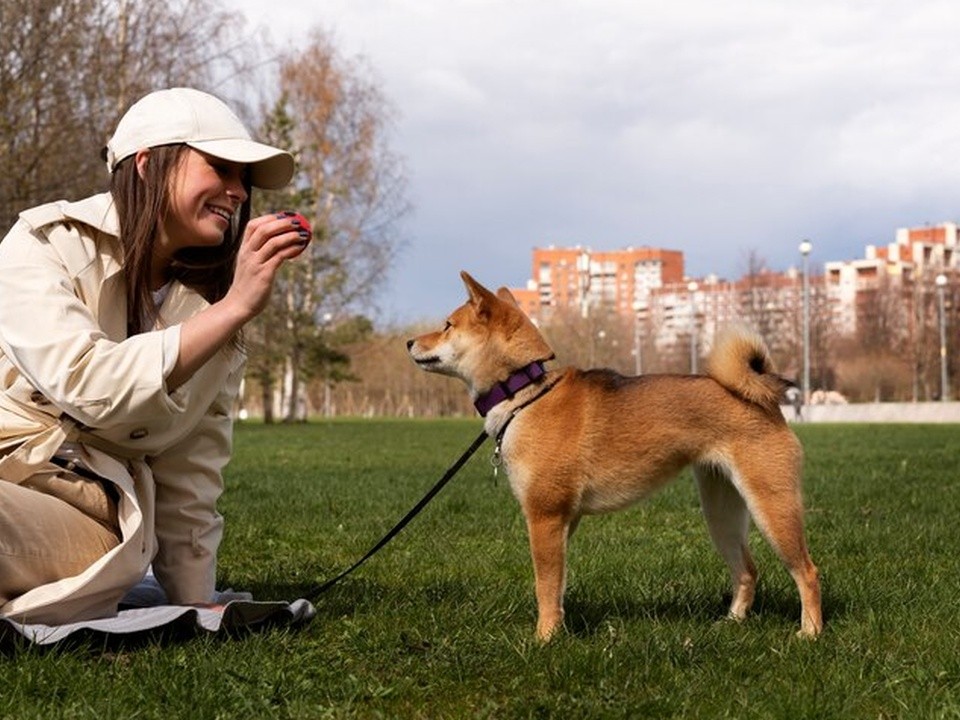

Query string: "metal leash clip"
[490, 444, 503, 482]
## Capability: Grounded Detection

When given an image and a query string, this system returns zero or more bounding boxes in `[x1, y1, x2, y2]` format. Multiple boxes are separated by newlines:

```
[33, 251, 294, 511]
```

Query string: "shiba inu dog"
[407, 272, 822, 640]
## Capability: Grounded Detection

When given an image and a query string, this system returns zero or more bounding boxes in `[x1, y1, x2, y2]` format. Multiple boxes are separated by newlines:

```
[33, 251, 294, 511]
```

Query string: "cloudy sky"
[235, 0, 960, 325]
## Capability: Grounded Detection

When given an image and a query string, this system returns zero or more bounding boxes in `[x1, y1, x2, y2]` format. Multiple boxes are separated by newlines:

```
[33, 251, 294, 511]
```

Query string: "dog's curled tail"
[706, 324, 791, 411]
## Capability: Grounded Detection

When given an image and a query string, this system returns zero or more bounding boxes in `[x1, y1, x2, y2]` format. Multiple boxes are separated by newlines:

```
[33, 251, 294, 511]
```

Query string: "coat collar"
[58, 192, 121, 237]
[61, 195, 212, 325]
[19, 193, 212, 332]
[17, 193, 124, 281]
[59, 193, 123, 281]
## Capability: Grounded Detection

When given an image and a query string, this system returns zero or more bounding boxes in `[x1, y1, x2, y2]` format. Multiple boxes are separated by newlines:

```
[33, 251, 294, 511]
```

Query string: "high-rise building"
[513, 245, 684, 319]
[510, 224, 955, 366]
[825, 222, 959, 337]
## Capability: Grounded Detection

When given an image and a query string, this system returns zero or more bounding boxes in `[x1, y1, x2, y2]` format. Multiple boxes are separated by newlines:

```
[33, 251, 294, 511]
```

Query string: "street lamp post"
[577, 251, 591, 319]
[936, 273, 949, 401]
[590, 329, 606, 368]
[688, 281, 699, 374]
[321, 312, 334, 417]
[632, 300, 643, 375]
[799, 240, 812, 405]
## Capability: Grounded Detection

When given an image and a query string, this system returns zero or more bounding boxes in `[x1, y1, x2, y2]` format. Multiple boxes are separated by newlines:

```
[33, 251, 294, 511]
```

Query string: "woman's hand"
[166, 212, 312, 391]
[225, 212, 313, 321]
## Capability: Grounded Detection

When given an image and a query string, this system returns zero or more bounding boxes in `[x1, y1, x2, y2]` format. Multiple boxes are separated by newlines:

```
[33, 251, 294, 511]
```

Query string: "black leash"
[303, 429, 489, 601]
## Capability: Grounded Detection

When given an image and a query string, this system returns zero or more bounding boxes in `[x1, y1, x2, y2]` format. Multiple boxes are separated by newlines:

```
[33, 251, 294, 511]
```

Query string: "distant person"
[786, 386, 804, 421]
[0, 88, 310, 624]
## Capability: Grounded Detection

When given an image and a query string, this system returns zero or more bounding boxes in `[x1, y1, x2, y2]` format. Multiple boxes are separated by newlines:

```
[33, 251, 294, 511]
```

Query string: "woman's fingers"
[243, 212, 312, 256]
[227, 211, 314, 319]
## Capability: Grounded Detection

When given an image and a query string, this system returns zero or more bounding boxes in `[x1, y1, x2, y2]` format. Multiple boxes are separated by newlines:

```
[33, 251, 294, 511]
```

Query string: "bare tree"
[278, 29, 410, 316]
[808, 275, 838, 393]
[538, 305, 636, 373]
[846, 270, 910, 400]
[243, 30, 410, 420]
[0, 0, 259, 231]
[737, 250, 784, 350]
[324, 323, 473, 418]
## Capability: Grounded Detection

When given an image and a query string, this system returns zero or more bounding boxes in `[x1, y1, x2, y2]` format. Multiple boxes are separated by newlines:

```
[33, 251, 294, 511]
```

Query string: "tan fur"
[706, 324, 788, 410]
[408, 272, 822, 640]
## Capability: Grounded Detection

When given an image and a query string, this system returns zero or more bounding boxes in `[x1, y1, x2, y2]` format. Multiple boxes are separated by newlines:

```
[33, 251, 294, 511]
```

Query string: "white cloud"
[235, 0, 960, 321]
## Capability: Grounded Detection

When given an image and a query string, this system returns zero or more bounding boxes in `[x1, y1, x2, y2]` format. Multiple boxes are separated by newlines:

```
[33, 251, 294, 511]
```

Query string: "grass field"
[3, 420, 960, 719]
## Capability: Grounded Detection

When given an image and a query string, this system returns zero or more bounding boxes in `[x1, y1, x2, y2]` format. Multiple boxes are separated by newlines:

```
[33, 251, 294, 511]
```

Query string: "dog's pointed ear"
[496, 287, 520, 308]
[461, 271, 498, 316]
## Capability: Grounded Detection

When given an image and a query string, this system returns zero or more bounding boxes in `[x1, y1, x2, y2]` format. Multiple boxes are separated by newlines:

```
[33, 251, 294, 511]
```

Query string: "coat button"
[129, 428, 149, 439]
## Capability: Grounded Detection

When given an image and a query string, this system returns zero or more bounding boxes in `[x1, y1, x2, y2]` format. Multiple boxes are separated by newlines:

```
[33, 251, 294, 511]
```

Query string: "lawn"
[2, 420, 960, 719]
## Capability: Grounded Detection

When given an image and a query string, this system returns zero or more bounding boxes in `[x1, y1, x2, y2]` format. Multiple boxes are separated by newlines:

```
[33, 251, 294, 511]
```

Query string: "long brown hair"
[109, 144, 251, 336]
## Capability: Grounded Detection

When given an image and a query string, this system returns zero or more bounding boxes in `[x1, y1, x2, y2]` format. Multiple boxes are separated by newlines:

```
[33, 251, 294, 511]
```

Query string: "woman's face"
[161, 148, 249, 255]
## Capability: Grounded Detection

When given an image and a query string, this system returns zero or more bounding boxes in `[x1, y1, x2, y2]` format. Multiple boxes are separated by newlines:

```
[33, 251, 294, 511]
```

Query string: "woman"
[0, 87, 308, 624]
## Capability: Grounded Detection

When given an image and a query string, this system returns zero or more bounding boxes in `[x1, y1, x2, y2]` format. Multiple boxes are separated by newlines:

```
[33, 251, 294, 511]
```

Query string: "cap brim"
[187, 138, 295, 190]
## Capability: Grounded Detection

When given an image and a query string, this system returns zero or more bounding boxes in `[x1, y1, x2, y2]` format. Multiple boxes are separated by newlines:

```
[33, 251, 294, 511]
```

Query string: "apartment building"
[825, 222, 959, 337]
[646, 271, 804, 353]
[510, 244, 804, 350]
[510, 222, 955, 365]
[513, 245, 684, 319]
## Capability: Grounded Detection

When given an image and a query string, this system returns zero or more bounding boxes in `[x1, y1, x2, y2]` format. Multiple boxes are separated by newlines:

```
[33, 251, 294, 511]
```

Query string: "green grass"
[4, 420, 960, 719]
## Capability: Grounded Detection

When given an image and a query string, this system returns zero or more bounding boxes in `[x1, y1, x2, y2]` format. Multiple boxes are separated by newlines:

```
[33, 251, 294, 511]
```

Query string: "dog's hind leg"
[694, 461, 757, 622]
[727, 440, 823, 637]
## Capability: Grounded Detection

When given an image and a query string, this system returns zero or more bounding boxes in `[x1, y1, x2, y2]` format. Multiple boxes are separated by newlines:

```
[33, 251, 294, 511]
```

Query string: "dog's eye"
[443, 321, 452, 332]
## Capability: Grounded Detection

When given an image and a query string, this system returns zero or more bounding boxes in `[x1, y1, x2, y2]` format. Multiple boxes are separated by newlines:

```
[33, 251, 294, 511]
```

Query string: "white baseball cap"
[104, 87, 295, 190]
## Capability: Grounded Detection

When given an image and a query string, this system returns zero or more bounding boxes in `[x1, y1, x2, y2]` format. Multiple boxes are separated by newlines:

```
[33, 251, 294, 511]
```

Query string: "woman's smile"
[205, 203, 235, 227]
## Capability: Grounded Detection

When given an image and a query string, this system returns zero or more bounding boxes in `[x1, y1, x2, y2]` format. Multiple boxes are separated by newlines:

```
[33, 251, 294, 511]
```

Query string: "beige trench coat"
[0, 192, 244, 624]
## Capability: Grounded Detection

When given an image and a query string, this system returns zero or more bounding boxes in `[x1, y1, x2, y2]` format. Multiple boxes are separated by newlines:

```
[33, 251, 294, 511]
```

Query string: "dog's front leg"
[526, 513, 570, 641]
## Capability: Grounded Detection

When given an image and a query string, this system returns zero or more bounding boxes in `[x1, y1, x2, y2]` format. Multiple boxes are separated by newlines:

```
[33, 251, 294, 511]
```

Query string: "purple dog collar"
[474, 361, 547, 417]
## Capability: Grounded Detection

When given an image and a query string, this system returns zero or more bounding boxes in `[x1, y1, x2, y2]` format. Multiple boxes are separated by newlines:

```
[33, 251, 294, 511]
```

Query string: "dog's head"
[407, 271, 554, 395]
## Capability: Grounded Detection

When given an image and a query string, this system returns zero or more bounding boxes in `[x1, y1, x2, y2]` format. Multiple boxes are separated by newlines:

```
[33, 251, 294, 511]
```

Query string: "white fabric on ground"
[0, 571, 315, 647]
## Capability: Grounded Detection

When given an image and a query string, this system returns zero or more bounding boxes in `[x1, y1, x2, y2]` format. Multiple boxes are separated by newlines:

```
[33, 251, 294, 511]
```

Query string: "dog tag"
[490, 447, 502, 480]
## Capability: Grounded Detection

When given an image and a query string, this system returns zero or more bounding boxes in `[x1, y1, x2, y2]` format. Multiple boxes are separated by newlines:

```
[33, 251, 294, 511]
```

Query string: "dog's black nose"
[406, 339, 414, 349]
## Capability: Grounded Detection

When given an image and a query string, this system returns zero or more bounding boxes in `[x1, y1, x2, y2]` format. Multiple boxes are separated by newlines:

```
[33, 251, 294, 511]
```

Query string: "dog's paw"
[535, 617, 565, 643]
